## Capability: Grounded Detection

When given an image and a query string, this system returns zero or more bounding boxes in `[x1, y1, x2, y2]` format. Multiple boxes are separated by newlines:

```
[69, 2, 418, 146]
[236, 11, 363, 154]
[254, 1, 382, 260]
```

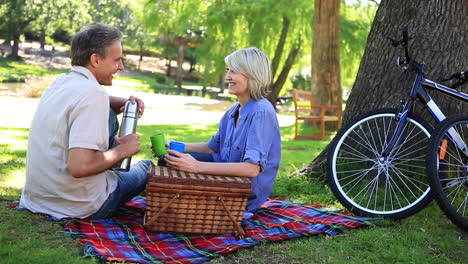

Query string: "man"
[19, 23, 152, 219]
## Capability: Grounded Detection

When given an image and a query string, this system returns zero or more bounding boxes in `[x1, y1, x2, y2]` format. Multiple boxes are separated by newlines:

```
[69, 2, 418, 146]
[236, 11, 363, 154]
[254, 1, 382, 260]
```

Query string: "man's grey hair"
[70, 23, 123, 66]
[225, 47, 272, 100]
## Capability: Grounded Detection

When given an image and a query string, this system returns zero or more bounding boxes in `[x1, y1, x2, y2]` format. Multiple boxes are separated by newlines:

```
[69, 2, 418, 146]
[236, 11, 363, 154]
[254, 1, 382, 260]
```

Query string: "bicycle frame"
[382, 63, 468, 158]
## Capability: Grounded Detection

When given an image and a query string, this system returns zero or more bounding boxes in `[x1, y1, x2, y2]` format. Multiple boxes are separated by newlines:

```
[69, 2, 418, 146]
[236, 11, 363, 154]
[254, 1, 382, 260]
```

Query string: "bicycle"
[427, 114, 468, 230]
[327, 25, 468, 221]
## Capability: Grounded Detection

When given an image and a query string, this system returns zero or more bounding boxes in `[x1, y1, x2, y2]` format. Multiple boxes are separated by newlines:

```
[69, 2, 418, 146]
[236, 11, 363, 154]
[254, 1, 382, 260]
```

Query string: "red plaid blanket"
[63, 197, 373, 264]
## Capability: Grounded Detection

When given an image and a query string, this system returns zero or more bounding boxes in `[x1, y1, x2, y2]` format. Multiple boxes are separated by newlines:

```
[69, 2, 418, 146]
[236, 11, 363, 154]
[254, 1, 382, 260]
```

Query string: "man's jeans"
[87, 109, 153, 220]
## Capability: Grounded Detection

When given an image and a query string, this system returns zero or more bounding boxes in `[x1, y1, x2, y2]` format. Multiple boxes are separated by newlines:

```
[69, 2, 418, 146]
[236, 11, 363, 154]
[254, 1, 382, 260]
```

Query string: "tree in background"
[143, 0, 207, 93]
[197, 0, 311, 106]
[311, 0, 341, 108]
[0, 0, 92, 57]
[0, 0, 376, 105]
[340, 2, 377, 88]
[303, 0, 468, 177]
[28, 0, 79, 50]
[1, 0, 43, 59]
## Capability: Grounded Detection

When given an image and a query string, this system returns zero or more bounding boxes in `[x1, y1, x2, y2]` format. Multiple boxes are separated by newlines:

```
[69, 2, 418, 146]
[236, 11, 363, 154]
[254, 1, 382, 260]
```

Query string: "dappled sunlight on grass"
[0, 128, 28, 198]
[189, 124, 209, 129]
[0, 186, 22, 198]
[3, 170, 25, 189]
[0, 130, 28, 192]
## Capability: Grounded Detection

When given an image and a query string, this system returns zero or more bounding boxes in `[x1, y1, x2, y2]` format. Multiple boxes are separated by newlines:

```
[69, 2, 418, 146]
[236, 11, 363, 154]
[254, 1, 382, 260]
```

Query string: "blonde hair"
[224, 47, 272, 99]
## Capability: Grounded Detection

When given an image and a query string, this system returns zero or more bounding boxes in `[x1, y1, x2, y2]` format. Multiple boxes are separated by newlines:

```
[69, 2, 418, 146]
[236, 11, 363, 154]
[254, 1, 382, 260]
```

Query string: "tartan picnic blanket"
[62, 197, 374, 264]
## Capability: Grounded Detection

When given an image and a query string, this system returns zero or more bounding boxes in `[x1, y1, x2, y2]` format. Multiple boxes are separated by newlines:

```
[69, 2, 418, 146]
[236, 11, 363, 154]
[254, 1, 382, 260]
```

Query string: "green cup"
[150, 133, 167, 157]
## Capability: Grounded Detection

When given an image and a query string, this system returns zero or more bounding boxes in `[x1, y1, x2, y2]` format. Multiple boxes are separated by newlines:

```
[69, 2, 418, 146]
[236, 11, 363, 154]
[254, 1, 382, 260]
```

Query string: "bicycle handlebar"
[401, 26, 410, 61]
[441, 70, 468, 89]
[389, 26, 467, 89]
[388, 25, 414, 63]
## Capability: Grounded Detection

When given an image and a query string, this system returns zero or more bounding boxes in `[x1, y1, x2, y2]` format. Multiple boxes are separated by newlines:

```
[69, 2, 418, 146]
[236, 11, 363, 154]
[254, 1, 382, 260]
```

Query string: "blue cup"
[169, 141, 185, 157]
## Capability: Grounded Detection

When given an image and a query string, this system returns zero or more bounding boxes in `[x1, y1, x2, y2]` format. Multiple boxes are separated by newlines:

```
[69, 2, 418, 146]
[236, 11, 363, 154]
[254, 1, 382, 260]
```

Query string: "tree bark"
[166, 58, 172, 77]
[176, 43, 185, 94]
[267, 43, 301, 107]
[40, 29, 46, 50]
[311, 0, 342, 107]
[95, 0, 101, 22]
[10, 34, 20, 60]
[270, 15, 290, 80]
[304, 0, 468, 178]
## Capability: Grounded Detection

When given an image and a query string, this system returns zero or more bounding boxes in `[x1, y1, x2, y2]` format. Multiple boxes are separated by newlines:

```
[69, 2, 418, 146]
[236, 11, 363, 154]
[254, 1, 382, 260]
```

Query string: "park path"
[0, 42, 294, 128]
[0, 80, 295, 128]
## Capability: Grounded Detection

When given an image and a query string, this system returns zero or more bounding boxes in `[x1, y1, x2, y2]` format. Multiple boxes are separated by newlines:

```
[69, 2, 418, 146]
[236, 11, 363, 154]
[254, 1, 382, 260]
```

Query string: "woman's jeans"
[87, 109, 153, 220]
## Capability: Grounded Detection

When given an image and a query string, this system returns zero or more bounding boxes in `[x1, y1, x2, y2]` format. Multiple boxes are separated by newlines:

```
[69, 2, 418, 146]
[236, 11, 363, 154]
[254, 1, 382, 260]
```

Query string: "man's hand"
[115, 134, 141, 158]
[110, 96, 145, 117]
[68, 134, 142, 178]
[121, 96, 145, 118]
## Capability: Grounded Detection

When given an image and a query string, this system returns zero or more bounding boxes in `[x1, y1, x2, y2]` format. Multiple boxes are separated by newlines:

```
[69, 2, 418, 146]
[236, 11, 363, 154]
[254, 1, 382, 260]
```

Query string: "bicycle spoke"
[340, 166, 377, 190]
[440, 144, 466, 166]
[459, 193, 467, 217]
[386, 171, 404, 209]
[340, 142, 376, 161]
[426, 116, 468, 229]
[329, 111, 432, 217]
[350, 126, 381, 157]
[389, 164, 427, 197]
[386, 171, 412, 205]
[355, 175, 379, 207]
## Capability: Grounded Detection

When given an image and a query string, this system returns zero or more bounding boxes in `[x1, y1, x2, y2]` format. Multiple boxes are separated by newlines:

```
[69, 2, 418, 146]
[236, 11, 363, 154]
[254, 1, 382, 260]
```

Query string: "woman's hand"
[164, 150, 200, 173]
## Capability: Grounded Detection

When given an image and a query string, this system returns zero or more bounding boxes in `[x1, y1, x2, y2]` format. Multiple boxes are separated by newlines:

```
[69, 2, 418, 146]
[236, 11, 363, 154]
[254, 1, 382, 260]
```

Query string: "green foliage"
[290, 72, 312, 91]
[0, 57, 65, 77]
[340, 2, 377, 88]
[1, 0, 377, 98]
[0, 75, 24, 83]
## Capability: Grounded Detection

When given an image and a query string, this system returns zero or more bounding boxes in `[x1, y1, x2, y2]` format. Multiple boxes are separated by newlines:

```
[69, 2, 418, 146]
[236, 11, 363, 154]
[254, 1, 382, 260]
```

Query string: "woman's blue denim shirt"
[208, 98, 281, 212]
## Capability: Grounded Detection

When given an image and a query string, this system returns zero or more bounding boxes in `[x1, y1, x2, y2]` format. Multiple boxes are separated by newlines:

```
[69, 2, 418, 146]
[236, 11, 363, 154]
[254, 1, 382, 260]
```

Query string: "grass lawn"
[0, 56, 466, 263]
[1, 123, 467, 264]
[0, 57, 66, 82]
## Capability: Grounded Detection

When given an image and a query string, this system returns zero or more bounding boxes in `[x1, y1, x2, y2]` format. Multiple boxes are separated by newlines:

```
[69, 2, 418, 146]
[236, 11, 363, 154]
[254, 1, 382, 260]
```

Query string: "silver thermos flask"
[117, 101, 139, 171]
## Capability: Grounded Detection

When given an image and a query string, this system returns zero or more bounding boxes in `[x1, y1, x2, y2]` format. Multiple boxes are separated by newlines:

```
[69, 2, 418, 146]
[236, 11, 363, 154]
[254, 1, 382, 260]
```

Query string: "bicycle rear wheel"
[328, 108, 432, 218]
[427, 115, 468, 231]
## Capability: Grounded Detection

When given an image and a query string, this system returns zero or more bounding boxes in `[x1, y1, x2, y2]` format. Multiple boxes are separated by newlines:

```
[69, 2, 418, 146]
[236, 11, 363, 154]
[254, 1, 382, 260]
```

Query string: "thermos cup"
[150, 133, 167, 157]
[117, 101, 139, 171]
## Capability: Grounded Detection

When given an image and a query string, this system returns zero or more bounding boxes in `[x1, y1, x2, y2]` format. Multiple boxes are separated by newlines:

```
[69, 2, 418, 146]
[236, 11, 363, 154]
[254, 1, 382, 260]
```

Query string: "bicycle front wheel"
[427, 115, 468, 231]
[328, 108, 432, 218]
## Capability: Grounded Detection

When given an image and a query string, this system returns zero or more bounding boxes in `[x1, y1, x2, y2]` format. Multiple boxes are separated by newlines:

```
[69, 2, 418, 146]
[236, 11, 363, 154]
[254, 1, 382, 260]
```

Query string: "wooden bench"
[292, 88, 341, 140]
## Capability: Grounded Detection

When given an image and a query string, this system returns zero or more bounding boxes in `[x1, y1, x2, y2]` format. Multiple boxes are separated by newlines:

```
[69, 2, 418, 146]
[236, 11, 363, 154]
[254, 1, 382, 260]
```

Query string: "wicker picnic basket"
[144, 165, 252, 236]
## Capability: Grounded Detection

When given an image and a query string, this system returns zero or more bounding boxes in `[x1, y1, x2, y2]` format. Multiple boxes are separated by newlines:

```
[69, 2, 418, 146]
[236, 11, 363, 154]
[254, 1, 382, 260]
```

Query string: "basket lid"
[148, 165, 251, 189]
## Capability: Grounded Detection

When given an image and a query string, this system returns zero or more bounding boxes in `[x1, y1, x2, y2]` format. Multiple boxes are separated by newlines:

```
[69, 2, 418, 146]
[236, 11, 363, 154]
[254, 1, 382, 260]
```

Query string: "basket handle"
[146, 194, 180, 226]
[217, 197, 246, 238]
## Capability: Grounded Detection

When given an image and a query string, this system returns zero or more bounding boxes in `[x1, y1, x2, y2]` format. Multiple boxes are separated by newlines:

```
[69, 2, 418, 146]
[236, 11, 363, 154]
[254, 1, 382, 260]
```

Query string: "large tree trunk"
[311, 0, 341, 107]
[303, 0, 468, 178]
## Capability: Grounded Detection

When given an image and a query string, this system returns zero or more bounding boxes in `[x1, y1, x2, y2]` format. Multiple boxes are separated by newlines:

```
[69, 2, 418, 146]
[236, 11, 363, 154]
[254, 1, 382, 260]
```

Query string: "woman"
[164, 47, 281, 215]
